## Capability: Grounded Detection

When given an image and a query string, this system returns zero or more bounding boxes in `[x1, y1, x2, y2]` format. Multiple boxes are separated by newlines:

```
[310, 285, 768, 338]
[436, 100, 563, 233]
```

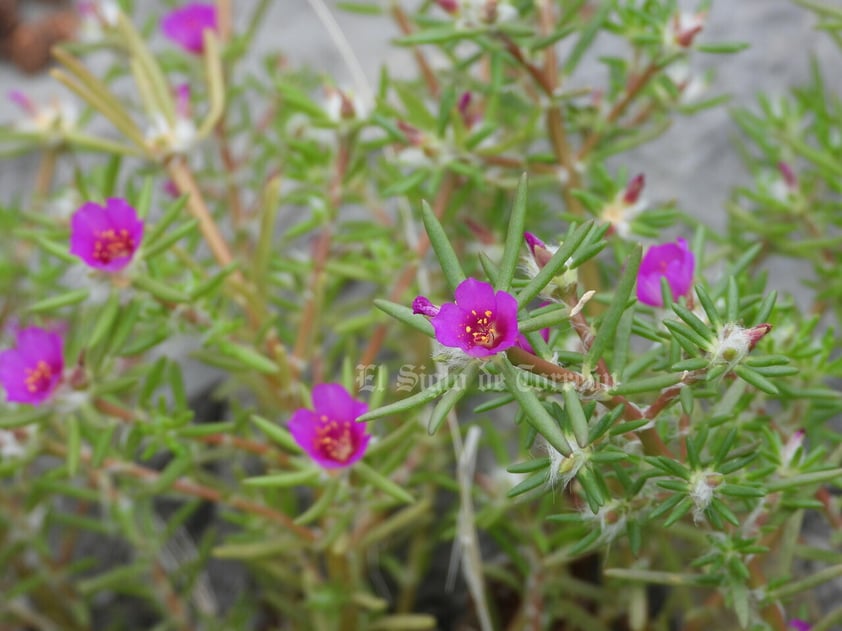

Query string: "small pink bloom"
[160, 3, 218, 55]
[412, 296, 440, 318]
[636, 238, 695, 307]
[288, 384, 371, 469]
[789, 620, 811, 631]
[69, 198, 144, 272]
[0, 327, 64, 405]
[415, 278, 519, 358]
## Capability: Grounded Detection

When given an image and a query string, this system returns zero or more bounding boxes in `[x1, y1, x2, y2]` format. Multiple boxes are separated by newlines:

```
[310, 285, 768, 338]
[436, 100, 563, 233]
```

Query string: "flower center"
[93, 228, 135, 265]
[24, 360, 53, 394]
[465, 309, 499, 348]
[314, 415, 356, 463]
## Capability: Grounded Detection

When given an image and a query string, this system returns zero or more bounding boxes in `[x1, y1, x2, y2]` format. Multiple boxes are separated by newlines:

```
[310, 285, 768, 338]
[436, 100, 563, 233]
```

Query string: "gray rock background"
[1, 1, 838, 287]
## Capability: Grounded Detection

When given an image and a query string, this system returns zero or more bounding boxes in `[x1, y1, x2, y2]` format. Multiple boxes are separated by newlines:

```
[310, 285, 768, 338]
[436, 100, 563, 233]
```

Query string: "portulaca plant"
[0, 1, 839, 630]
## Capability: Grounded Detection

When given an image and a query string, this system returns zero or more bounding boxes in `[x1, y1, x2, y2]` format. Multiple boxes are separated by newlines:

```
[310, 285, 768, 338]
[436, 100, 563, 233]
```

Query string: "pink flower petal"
[161, 3, 218, 55]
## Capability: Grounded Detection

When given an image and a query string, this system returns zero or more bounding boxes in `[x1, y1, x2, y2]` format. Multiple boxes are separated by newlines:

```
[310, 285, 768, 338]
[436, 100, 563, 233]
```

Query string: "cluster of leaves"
[0, 1, 838, 630]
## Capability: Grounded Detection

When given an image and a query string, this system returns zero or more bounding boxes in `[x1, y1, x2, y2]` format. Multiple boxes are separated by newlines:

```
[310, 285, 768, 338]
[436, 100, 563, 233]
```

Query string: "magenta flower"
[288, 384, 371, 469]
[636, 238, 695, 307]
[0, 327, 64, 405]
[414, 278, 519, 358]
[789, 620, 811, 631]
[160, 3, 218, 55]
[69, 198, 144, 272]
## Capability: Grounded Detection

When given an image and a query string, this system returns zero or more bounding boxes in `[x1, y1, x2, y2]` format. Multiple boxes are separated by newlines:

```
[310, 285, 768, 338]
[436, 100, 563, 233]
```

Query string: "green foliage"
[0, 1, 838, 630]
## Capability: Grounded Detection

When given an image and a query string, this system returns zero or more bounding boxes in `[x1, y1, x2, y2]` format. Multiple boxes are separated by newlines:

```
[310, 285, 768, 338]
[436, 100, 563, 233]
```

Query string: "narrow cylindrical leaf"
[664, 496, 694, 527]
[567, 525, 601, 557]
[507, 458, 550, 474]
[245, 469, 321, 487]
[354, 462, 414, 504]
[755, 290, 777, 324]
[369, 614, 437, 630]
[672, 303, 716, 343]
[588, 405, 625, 443]
[694, 284, 722, 331]
[478, 252, 500, 287]
[295, 478, 342, 525]
[506, 469, 549, 497]
[648, 493, 684, 520]
[145, 195, 190, 244]
[27, 289, 90, 314]
[357, 373, 460, 422]
[577, 466, 605, 513]
[733, 364, 779, 395]
[88, 292, 122, 348]
[518, 304, 569, 333]
[420, 200, 466, 292]
[500, 358, 572, 456]
[766, 467, 842, 492]
[563, 386, 589, 448]
[517, 220, 593, 308]
[719, 484, 766, 498]
[726, 276, 739, 323]
[587, 245, 642, 368]
[671, 357, 708, 371]
[427, 362, 479, 435]
[141, 219, 198, 259]
[132, 276, 189, 303]
[147, 456, 192, 494]
[663, 320, 711, 351]
[373, 299, 435, 337]
[216, 341, 279, 374]
[496, 173, 529, 292]
[251, 415, 303, 453]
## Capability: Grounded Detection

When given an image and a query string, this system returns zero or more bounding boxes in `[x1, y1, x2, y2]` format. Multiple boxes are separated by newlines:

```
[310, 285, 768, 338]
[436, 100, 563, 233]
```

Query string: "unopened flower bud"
[412, 296, 440, 318]
[671, 12, 705, 48]
[522, 232, 577, 297]
[623, 173, 645, 205]
[435, 0, 459, 14]
[397, 120, 425, 147]
[747, 323, 772, 351]
[457, 91, 481, 128]
[778, 162, 798, 191]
